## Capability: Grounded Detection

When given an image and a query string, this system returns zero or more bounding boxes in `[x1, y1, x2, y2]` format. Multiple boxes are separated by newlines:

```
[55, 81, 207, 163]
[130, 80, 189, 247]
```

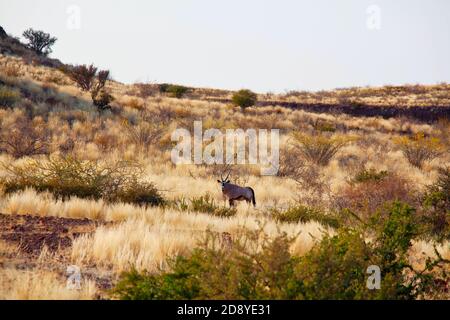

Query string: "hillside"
[1, 26, 449, 121]
[0, 27, 449, 300]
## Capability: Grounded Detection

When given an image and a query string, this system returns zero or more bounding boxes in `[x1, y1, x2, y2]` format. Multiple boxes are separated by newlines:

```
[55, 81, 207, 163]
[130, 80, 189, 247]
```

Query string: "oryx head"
[217, 166, 231, 189]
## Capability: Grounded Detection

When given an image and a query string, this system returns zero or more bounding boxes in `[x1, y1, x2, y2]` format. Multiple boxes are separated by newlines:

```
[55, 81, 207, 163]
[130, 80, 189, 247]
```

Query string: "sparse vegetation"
[113, 203, 449, 299]
[0, 28, 449, 300]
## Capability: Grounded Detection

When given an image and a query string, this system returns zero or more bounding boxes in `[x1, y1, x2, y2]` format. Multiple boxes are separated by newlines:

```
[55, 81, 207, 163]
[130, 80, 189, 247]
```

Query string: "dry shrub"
[296, 165, 332, 207]
[94, 132, 118, 151]
[44, 72, 69, 86]
[65, 64, 113, 110]
[291, 132, 355, 166]
[334, 173, 415, 219]
[65, 64, 97, 91]
[394, 132, 446, 168]
[58, 137, 75, 155]
[123, 120, 165, 151]
[278, 143, 303, 178]
[125, 98, 144, 110]
[0, 115, 49, 158]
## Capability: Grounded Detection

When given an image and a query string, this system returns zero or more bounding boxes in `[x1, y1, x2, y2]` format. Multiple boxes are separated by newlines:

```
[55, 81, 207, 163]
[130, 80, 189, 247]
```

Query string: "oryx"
[217, 169, 256, 207]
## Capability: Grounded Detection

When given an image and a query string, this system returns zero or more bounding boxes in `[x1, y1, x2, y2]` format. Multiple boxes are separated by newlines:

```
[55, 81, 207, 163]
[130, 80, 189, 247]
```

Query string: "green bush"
[173, 193, 236, 218]
[0, 156, 165, 206]
[420, 167, 450, 241]
[232, 89, 257, 109]
[157, 84, 189, 98]
[352, 168, 388, 183]
[293, 229, 374, 299]
[270, 205, 340, 229]
[158, 83, 170, 93]
[167, 85, 189, 98]
[113, 228, 297, 299]
[112, 202, 449, 300]
[0, 85, 20, 107]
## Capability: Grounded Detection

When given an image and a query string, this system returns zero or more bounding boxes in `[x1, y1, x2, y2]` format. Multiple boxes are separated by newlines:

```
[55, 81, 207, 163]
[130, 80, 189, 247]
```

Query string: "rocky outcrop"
[0, 26, 7, 39]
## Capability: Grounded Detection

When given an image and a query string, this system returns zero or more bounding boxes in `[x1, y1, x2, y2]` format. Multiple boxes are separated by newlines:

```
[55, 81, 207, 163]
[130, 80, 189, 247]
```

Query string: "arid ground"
[0, 29, 449, 299]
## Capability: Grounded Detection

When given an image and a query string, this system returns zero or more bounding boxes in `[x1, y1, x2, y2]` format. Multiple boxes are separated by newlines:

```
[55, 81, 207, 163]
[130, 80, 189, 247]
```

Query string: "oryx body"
[221, 182, 256, 207]
[217, 169, 256, 207]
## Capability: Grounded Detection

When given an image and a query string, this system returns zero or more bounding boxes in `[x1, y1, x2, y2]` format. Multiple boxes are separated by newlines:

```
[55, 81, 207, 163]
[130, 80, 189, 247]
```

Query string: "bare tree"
[22, 28, 57, 56]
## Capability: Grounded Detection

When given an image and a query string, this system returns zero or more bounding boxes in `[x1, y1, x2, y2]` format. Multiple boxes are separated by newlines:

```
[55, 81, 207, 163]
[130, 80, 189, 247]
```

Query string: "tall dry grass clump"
[291, 132, 356, 166]
[394, 132, 446, 169]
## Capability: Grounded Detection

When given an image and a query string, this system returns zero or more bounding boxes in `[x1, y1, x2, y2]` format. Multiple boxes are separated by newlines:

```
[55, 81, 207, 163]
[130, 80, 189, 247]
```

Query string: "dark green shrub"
[22, 28, 57, 56]
[115, 181, 165, 207]
[232, 89, 257, 109]
[420, 167, 450, 241]
[270, 205, 340, 229]
[158, 83, 170, 93]
[0, 85, 20, 107]
[167, 85, 189, 98]
[0, 156, 164, 206]
[292, 229, 375, 299]
[92, 89, 113, 110]
[158, 83, 189, 98]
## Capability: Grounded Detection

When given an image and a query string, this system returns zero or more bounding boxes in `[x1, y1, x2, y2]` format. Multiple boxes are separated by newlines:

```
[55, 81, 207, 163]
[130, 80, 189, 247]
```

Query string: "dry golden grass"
[0, 53, 449, 299]
[0, 269, 96, 300]
[70, 210, 325, 272]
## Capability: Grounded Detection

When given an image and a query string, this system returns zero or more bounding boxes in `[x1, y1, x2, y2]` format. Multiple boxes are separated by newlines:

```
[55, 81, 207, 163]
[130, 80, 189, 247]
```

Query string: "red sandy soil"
[0, 213, 100, 255]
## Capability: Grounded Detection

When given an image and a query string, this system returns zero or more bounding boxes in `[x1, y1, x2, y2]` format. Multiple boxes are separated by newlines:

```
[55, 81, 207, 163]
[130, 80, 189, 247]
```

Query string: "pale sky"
[1, 0, 449, 92]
